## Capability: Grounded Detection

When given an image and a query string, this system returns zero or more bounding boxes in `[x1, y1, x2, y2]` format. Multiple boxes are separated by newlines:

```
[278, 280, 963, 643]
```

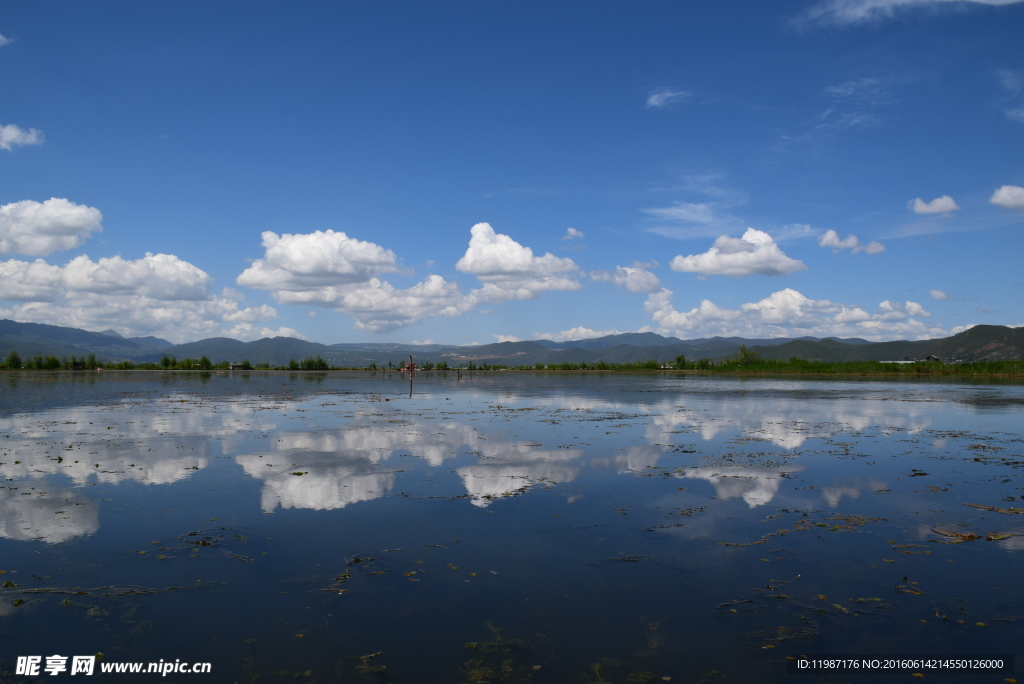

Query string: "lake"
[1, 371, 1022, 682]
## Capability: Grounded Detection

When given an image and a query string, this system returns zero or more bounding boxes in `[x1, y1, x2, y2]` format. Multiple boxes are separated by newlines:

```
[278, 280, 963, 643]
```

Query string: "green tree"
[300, 355, 329, 370]
[5, 350, 22, 369]
[675, 354, 687, 370]
[737, 344, 759, 366]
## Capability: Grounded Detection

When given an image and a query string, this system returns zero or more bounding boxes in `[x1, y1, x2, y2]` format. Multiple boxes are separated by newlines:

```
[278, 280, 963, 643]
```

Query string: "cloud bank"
[0, 253, 290, 342]
[645, 287, 941, 341]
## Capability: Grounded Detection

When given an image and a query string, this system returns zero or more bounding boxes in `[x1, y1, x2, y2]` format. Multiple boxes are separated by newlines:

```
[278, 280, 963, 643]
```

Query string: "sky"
[1, 0, 1022, 346]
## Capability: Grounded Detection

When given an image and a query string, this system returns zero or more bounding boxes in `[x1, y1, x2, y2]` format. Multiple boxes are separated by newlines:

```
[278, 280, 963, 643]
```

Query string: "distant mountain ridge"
[0, 319, 173, 361]
[0, 319, 1021, 367]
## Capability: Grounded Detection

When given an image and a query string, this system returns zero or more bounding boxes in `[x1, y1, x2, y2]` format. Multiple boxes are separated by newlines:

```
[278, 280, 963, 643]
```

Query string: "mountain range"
[1, 319, 1022, 367]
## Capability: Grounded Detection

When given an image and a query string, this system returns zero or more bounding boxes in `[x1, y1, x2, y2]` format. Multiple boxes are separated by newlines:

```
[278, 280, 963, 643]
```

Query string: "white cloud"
[0, 198, 103, 256]
[61, 253, 212, 300]
[817, 229, 886, 254]
[929, 289, 950, 300]
[237, 229, 478, 332]
[534, 326, 624, 342]
[670, 228, 807, 277]
[909, 195, 960, 214]
[221, 323, 306, 341]
[562, 227, 584, 240]
[645, 287, 945, 341]
[990, 185, 1024, 210]
[0, 34, 10, 46]
[799, 0, 1024, 27]
[456, 222, 581, 299]
[237, 223, 582, 333]
[0, 254, 283, 343]
[492, 334, 522, 343]
[0, 124, 43, 151]
[645, 290, 742, 330]
[905, 301, 932, 317]
[646, 88, 691, 108]
[266, 274, 477, 333]
[591, 263, 661, 293]
[237, 229, 399, 290]
[0, 259, 64, 301]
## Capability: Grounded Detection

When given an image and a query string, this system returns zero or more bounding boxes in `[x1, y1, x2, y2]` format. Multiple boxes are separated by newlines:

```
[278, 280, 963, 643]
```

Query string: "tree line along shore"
[2, 348, 1023, 377]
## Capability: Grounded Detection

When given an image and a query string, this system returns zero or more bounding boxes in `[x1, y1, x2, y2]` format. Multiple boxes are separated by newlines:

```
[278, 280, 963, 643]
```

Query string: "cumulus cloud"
[0, 198, 103, 256]
[817, 229, 886, 254]
[237, 229, 399, 290]
[929, 289, 950, 300]
[237, 223, 583, 333]
[591, 263, 661, 293]
[646, 88, 691, 108]
[0, 259, 63, 301]
[562, 227, 584, 240]
[456, 222, 581, 299]
[990, 185, 1024, 210]
[0, 124, 43, 151]
[645, 287, 944, 341]
[0, 254, 283, 342]
[237, 229, 473, 331]
[492, 334, 522, 343]
[909, 195, 960, 214]
[798, 0, 1024, 27]
[61, 253, 212, 300]
[670, 228, 807, 277]
[534, 326, 625, 342]
[314, 276, 479, 333]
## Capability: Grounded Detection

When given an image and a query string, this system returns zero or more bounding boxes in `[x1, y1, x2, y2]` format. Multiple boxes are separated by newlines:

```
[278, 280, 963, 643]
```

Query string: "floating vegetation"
[964, 502, 1024, 514]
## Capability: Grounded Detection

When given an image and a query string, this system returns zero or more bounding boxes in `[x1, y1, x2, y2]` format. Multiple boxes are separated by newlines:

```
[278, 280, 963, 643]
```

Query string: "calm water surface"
[1, 371, 1022, 683]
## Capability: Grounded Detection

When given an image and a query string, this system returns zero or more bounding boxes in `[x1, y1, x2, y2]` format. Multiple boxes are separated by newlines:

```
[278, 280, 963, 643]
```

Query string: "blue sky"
[1, 0, 1022, 345]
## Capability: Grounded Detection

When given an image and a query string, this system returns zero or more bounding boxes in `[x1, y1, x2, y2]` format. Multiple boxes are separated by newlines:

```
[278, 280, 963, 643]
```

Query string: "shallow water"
[1, 371, 1022, 682]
